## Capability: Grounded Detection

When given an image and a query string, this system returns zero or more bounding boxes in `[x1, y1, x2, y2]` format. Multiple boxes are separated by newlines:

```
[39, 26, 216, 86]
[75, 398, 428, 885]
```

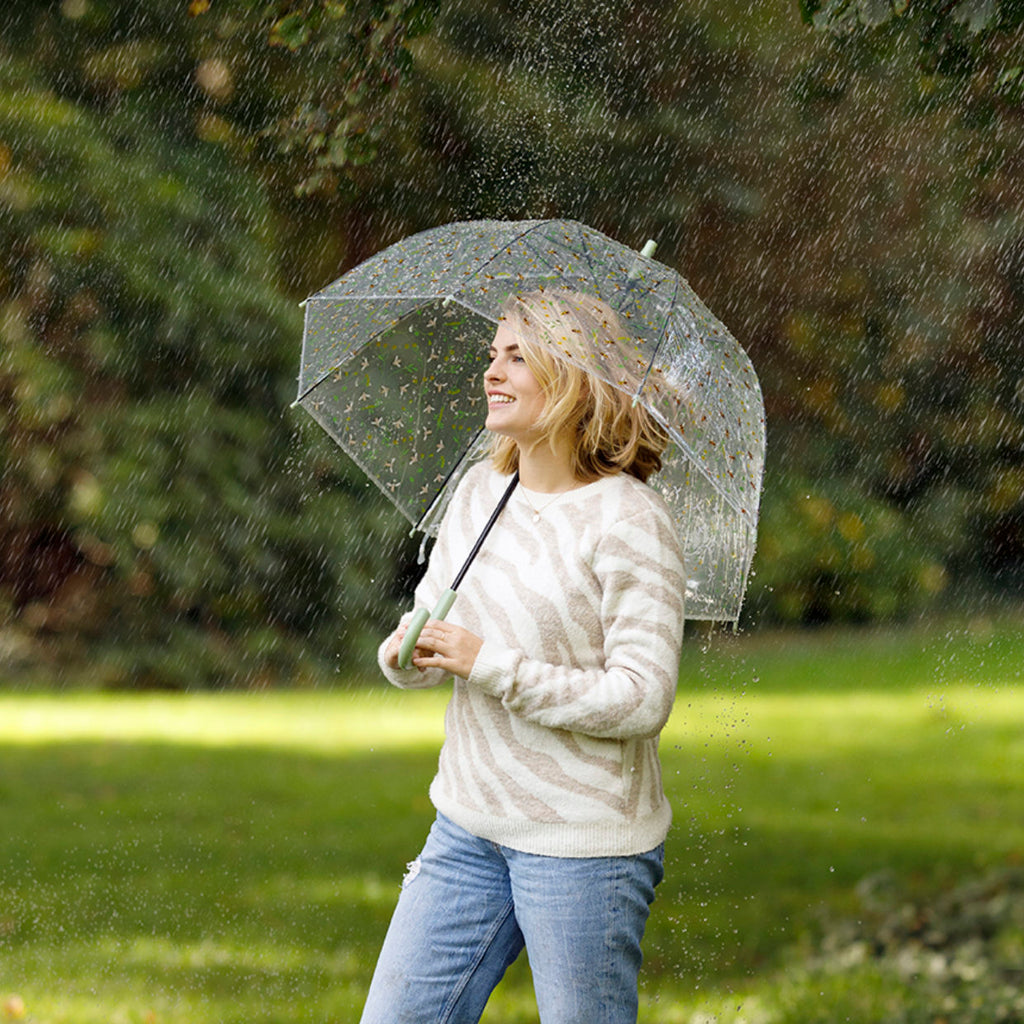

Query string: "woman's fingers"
[408, 621, 482, 680]
[417, 621, 453, 649]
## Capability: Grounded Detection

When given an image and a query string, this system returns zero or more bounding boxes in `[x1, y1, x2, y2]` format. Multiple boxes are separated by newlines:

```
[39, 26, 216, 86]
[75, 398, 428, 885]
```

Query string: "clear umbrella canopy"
[296, 219, 765, 621]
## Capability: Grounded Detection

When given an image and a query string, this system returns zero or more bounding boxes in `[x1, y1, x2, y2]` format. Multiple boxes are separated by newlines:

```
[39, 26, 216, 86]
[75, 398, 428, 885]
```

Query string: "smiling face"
[486, 290, 671, 485]
[484, 322, 547, 445]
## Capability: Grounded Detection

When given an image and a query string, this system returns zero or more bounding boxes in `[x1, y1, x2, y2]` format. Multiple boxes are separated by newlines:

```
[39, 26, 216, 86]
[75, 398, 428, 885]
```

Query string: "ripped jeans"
[359, 813, 664, 1024]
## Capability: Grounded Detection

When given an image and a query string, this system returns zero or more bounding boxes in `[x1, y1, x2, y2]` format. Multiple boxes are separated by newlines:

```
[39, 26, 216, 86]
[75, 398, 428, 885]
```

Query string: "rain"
[1, 0, 1023, 1021]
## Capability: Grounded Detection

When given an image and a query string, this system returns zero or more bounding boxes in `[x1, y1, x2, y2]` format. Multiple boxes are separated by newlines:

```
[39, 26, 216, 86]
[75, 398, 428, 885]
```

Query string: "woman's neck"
[516, 434, 581, 493]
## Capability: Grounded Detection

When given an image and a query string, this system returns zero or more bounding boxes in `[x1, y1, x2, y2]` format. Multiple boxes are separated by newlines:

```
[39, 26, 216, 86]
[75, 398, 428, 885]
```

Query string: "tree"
[0, 6, 417, 686]
[188, 0, 441, 195]
[798, 0, 1024, 82]
[782, 0, 1024, 614]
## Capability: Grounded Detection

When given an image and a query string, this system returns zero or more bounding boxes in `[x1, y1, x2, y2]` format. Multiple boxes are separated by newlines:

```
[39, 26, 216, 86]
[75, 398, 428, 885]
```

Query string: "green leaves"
[798, 0, 1015, 60]
[0, 46, 414, 685]
[951, 0, 999, 33]
[191, 0, 441, 193]
[268, 12, 312, 50]
[799, 0, 909, 29]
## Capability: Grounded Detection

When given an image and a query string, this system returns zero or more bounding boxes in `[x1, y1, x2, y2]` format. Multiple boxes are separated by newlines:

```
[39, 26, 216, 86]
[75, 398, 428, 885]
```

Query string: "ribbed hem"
[430, 786, 672, 858]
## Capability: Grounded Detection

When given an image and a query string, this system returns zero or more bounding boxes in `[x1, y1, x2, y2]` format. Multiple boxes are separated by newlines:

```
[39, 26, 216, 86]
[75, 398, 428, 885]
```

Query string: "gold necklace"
[521, 487, 573, 522]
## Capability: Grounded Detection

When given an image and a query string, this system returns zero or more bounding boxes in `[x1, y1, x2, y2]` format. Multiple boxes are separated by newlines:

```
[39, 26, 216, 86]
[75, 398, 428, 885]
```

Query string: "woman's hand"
[411, 620, 483, 680]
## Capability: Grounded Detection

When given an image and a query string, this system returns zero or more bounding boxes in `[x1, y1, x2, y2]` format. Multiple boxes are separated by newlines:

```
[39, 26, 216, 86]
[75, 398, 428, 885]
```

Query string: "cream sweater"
[378, 463, 686, 857]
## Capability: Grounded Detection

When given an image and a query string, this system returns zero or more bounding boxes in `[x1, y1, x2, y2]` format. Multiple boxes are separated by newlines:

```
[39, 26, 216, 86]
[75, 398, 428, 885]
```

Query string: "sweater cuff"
[468, 639, 520, 700]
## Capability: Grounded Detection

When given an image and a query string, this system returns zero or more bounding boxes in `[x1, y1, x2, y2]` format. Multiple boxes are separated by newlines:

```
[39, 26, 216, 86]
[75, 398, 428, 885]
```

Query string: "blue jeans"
[359, 813, 664, 1024]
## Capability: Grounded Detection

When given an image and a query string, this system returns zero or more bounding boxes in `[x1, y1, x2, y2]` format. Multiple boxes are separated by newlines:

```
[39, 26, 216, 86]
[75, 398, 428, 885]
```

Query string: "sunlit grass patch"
[0, 688, 448, 752]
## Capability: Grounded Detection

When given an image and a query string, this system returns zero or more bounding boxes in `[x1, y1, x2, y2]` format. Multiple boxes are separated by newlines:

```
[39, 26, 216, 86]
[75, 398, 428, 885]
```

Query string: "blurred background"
[2, 0, 1023, 689]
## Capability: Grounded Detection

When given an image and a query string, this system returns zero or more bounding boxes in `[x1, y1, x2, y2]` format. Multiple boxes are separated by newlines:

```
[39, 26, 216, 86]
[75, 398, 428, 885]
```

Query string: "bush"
[746, 471, 948, 625]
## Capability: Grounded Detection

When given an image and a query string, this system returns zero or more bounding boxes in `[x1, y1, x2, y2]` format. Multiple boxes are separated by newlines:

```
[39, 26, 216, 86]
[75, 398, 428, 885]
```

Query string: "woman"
[362, 289, 686, 1024]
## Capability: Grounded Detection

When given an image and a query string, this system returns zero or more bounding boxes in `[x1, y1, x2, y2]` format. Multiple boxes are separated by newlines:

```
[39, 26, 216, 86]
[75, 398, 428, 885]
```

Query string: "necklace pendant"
[533, 512, 541, 522]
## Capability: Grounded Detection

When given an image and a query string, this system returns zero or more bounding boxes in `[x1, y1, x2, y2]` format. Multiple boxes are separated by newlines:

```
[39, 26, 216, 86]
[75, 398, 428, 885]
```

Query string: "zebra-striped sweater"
[377, 461, 686, 858]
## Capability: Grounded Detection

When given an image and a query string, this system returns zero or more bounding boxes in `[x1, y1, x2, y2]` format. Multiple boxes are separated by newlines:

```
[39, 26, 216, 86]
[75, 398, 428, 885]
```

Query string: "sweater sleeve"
[467, 505, 685, 739]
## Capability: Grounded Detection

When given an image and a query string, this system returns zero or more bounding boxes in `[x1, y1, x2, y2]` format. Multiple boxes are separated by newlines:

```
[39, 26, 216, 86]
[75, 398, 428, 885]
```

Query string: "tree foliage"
[3, 0, 1024, 688]
[780, 0, 1024, 619]
[798, 0, 1024, 82]
[187, 0, 440, 194]
[0, 8, 416, 686]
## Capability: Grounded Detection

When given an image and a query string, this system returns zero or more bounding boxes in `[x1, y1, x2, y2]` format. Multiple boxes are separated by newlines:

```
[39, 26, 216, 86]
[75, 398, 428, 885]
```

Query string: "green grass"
[1, 616, 1023, 1023]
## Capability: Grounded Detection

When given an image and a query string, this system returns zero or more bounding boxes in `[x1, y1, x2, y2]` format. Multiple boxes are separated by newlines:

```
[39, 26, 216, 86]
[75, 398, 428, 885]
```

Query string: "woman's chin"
[485, 414, 515, 437]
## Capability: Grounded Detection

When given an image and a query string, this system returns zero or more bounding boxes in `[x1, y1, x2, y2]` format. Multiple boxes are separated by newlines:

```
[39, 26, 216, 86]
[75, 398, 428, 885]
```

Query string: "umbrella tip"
[627, 240, 658, 284]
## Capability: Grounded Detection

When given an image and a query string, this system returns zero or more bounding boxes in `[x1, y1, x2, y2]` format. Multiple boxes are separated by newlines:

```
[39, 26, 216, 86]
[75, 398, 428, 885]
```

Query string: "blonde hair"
[489, 289, 669, 484]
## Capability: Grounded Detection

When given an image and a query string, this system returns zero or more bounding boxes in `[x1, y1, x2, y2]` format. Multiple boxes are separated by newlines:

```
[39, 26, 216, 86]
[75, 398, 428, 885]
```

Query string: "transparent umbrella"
[294, 218, 765, 642]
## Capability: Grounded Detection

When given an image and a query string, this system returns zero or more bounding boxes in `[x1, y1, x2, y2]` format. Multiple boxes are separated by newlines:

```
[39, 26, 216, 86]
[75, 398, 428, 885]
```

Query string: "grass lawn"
[1, 614, 1022, 1023]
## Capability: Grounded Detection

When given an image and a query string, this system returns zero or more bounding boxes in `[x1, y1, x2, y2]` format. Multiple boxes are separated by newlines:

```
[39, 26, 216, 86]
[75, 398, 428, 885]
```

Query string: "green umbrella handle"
[397, 589, 457, 670]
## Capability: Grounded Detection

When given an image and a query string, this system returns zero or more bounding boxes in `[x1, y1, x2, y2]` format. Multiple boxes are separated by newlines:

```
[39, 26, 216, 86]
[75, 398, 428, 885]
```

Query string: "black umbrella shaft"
[451, 471, 520, 592]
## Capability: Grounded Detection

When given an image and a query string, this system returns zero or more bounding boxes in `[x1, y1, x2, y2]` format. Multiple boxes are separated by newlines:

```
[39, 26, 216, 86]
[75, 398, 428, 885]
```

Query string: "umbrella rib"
[645, 274, 756, 526]
[512, 223, 593, 294]
[571, 222, 610, 305]
[666, 428, 756, 525]
[303, 291, 487, 302]
[633, 275, 679, 398]
[553, 223, 667, 327]
[298, 222, 558, 404]
[441, 220, 556, 299]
